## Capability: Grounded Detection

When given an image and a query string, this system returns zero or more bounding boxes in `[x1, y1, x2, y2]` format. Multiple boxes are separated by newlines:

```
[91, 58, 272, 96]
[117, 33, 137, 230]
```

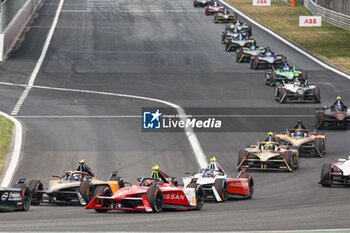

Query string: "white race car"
[274, 79, 321, 103]
[320, 156, 350, 187]
[182, 157, 254, 202]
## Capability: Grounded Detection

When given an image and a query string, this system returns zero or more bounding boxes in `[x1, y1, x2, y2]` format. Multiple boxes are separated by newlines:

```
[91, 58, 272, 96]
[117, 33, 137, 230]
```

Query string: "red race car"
[85, 166, 204, 213]
[204, 1, 224, 15]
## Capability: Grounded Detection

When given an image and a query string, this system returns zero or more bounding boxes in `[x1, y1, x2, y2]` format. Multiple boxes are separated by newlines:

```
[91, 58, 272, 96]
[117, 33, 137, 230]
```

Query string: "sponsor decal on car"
[229, 182, 248, 187]
[164, 194, 185, 200]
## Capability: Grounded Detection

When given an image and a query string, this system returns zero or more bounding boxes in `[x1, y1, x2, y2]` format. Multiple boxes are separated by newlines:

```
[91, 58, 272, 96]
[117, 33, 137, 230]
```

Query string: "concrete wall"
[0, 0, 41, 61]
[316, 0, 350, 15]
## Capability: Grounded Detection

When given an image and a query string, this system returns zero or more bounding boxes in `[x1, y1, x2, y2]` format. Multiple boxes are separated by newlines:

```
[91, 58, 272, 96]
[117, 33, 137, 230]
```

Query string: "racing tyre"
[315, 137, 325, 157]
[20, 185, 31, 211]
[285, 151, 294, 171]
[93, 185, 113, 213]
[315, 110, 325, 129]
[28, 180, 44, 205]
[247, 24, 252, 36]
[214, 179, 228, 202]
[252, 58, 258, 70]
[188, 183, 204, 210]
[237, 149, 246, 170]
[314, 87, 321, 103]
[193, 1, 198, 7]
[270, 72, 277, 86]
[79, 180, 94, 204]
[225, 41, 231, 52]
[146, 187, 163, 213]
[320, 163, 332, 187]
[243, 173, 254, 198]
[264, 70, 271, 85]
[204, 7, 209, 15]
[221, 32, 226, 44]
[279, 87, 287, 103]
[213, 14, 218, 23]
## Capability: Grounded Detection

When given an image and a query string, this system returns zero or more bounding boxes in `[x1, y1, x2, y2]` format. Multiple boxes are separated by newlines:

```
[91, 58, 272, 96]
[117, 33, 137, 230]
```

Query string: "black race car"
[250, 49, 285, 70]
[193, 0, 212, 7]
[315, 97, 350, 129]
[0, 179, 31, 211]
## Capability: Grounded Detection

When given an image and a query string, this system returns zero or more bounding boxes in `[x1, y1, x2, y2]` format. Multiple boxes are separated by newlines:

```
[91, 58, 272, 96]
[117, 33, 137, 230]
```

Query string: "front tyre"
[93, 185, 112, 213]
[146, 187, 163, 213]
[243, 173, 254, 198]
[188, 183, 204, 210]
[214, 179, 228, 202]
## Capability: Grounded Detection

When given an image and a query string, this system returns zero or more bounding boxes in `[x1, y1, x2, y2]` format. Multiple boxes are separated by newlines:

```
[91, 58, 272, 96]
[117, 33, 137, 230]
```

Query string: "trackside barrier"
[303, 0, 350, 30]
[0, 0, 42, 62]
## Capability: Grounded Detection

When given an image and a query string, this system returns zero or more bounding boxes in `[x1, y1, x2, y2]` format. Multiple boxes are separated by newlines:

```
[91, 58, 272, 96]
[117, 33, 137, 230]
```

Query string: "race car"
[225, 34, 256, 52]
[274, 76, 321, 103]
[213, 9, 237, 24]
[275, 121, 326, 157]
[204, 1, 224, 15]
[320, 156, 350, 187]
[225, 20, 252, 36]
[250, 49, 285, 69]
[86, 166, 204, 213]
[237, 132, 299, 172]
[235, 45, 265, 63]
[28, 170, 124, 205]
[221, 26, 249, 44]
[315, 97, 350, 129]
[193, 0, 212, 7]
[0, 179, 31, 211]
[183, 157, 254, 202]
[265, 62, 307, 86]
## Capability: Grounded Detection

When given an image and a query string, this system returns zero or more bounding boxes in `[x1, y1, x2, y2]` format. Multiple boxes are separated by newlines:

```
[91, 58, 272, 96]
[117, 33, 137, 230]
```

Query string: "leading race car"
[315, 96, 350, 129]
[237, 132, 299, 172]
[275, 121, 326, 157]
[193, 0, 212, 7]
[214, 9, 237, 24]
[235, 44, 265, 63]
[225, 33, 255, 52]
[265, 62, 307, 86]
[204, 1, 224, 15]
[226, 20, 252, 36]
[0, 179, 31, 211]
[183, 157, 254, 202]
[86, 166, 204, 213]
[320, 157, 350, 187]
[250, 49, 285, 70]
[274, 75, 321, 103]
[29, 170, 124, 205]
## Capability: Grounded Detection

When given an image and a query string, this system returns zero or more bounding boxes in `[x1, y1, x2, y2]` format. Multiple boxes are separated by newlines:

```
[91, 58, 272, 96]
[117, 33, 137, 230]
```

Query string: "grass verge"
[226, 0, 350, 73]
[0, 116, 14, 174]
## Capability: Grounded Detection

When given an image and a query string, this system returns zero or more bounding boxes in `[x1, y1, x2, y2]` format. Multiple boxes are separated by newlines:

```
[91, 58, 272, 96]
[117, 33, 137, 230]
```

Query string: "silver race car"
[225, 34, 255, 52]
[320, 156, 350, 187]
[315, 97, 350, 129]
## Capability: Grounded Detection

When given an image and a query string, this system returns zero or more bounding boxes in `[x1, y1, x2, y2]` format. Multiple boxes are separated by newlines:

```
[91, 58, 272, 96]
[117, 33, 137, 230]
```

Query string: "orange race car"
[28, 170, 125, 206]
[275, 121, 326, 157]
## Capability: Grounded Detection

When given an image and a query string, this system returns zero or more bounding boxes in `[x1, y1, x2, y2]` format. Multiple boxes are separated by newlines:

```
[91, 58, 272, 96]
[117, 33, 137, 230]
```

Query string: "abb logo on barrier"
[299, 16, 322, 27]
[253, 0, 271, 6]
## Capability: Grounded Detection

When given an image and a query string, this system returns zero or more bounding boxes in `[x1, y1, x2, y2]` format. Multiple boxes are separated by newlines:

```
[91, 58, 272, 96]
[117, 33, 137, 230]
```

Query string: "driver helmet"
[239, 33, 243, 40]
[214, 1, 218, 7]
[224, 8, 228, 14]
[236, 20, 241, 26]
[283, 63, 290, 71]
[72, 173, 81, 181]
[250, 45, 256, 50]
[234, 27, 238, 33]
[337, 96, 342, 101]
[204, 170, 214, 178]
[79, 159, 85, 165]
[266, 51, 272, 57]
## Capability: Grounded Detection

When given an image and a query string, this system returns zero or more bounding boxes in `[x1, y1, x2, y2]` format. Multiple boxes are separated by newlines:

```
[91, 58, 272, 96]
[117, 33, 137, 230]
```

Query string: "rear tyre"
[285, 151, 294, 171]
[314, 88, 321, 103]
[80, 180, 93, 204]
[320, 163, 332, 187]
[252, 58, 258, 70]
[237, 149, 246, 170]
[243, 173, 254, 198]
[315, 137, 326, 157]
[93, 186, 112, 213]
[214, 179, 228, 202]
[188, 183, 204, 210]
[21, 185, 31, 211]
[146, 187, 163, 213]
[28, 180, 44, 205]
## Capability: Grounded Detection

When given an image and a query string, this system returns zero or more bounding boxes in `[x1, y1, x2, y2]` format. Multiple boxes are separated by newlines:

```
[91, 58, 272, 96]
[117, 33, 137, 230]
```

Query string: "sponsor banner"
[252, 0, 271, 6]
[141, 107, 315, 132]
[299, 16, 322, 27]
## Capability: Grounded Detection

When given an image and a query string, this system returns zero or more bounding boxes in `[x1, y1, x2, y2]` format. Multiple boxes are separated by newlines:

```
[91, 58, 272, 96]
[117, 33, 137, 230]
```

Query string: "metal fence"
[0, 0, 26, 32]
[316, 0, 350, 15]
[304, 0, 350, 29]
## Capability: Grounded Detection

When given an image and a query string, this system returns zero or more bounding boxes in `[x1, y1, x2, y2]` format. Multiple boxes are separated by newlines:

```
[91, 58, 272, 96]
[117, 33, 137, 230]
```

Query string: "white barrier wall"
[0, 0, 42, 61]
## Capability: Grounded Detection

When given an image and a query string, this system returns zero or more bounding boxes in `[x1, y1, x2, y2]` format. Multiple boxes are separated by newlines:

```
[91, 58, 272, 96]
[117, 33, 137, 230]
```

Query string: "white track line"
[219, 0, 350, 80]
[0, 112, 22, 187]
[11, 0, 65, 116]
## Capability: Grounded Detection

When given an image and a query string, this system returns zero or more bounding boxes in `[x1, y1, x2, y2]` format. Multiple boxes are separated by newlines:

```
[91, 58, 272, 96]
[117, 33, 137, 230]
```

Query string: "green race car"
[265, 62, 307, 86]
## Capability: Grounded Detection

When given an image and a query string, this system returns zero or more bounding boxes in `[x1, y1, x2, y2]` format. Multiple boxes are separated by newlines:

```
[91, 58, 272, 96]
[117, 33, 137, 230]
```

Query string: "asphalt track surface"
[0, 0, 350, 231]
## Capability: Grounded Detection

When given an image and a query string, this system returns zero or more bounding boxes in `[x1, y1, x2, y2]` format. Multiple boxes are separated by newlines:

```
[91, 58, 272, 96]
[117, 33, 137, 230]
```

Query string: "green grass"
[0, 116, 14, 174]
[227, 0, 350, 72]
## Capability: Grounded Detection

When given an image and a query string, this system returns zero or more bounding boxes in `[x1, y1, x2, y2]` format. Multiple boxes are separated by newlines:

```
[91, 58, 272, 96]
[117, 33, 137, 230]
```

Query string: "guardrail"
[304, 0, 350, 30]
[0, 0, 42, 61]
[0, 0, 26, 32]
